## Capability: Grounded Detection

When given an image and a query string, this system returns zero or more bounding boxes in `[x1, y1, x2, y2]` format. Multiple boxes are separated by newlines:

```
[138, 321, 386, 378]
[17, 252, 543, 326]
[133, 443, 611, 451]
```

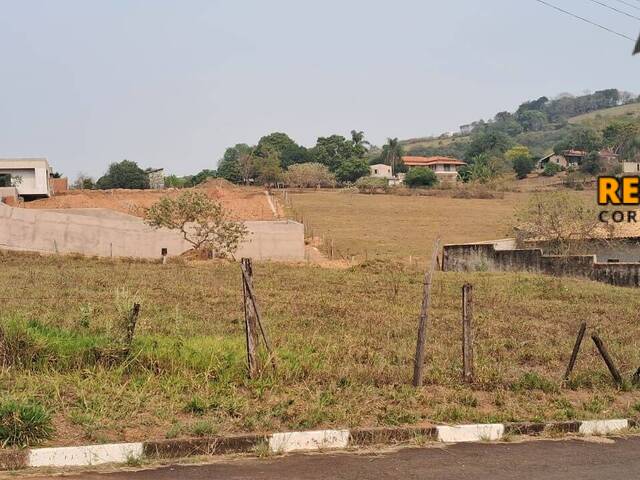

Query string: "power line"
[588, 0, 640, 20]
[612, 0, 640, 12]
[535, 0, 635, 41]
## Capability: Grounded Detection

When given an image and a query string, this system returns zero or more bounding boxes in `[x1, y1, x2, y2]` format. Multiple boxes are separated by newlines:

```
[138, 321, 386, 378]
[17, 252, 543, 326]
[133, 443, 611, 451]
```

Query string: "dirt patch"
[24, 185, 280, 221]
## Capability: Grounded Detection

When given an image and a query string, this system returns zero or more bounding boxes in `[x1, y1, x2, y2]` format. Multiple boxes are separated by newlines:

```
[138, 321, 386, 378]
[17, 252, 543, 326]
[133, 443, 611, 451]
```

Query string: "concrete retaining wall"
[0, 203, 304, 261]
[443, 240, 640, 287]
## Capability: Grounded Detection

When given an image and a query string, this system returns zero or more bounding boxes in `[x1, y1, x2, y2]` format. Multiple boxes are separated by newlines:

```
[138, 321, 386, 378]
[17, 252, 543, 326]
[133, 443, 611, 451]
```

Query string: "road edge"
[2, 418, 637, 470]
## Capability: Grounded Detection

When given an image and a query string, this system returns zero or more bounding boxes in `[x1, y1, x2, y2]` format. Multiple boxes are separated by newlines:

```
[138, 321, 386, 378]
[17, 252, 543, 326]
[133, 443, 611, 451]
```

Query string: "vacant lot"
[25, 180, 279, 221]
[287, 191, 528, 262]
[2, 251, 640, 446]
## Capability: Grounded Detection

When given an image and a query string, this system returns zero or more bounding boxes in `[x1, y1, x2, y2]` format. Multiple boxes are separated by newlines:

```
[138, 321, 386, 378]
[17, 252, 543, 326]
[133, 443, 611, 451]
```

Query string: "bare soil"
[24, 180, 280, 221]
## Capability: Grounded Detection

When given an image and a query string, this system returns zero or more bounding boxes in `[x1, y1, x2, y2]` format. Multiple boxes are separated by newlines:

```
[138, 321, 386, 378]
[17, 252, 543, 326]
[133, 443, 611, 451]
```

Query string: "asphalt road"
[22, 437, 640, 480]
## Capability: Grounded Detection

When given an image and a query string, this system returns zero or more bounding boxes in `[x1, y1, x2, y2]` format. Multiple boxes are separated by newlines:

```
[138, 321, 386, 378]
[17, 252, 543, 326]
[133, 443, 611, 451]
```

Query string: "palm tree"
[350, 130, 370, 156]
[383, 138, 404, 176]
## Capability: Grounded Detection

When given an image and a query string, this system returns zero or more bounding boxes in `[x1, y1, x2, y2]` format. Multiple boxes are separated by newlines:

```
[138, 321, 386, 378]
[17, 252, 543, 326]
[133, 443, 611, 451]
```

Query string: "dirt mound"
[25, 185, 280, 221]
[196, 178, 237, 190]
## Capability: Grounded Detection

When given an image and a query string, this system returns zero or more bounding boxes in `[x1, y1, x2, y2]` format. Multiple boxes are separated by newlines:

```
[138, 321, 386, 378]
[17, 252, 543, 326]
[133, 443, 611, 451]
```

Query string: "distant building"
[622, 161, 640, 175]
[401, 156, 467, 183]
[537, 149, 619, 170]
[146, 168, 165, 189]
[0, 158, 53, 199]
[369, 163, 393, 179]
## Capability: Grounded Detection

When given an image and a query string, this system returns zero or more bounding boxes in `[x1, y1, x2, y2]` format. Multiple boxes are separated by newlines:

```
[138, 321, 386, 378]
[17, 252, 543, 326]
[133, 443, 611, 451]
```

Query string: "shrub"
[541, 162, 561, 177]
[513, 156, 535, 179]
[404, 167, 438, 188]
[0, 400, 53, 447]
[354, 176, 387, 194]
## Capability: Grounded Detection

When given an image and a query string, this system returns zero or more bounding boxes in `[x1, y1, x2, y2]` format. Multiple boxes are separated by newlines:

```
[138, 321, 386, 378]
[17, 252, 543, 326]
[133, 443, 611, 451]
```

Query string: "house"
[369, 163, 393, 179]
[537, 149, 620, 171]
[0, 158, 53, 199]
[146, 168, 165, 189]
[537, 153, 571, 170]
[402, 156, 467, 183]
[622, 161, 640, 175]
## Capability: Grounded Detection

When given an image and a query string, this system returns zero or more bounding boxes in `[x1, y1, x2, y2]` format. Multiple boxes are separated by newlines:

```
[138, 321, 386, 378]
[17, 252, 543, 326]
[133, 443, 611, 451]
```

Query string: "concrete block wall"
[0, 203, 304, 261]
[443, 240, 640, 287]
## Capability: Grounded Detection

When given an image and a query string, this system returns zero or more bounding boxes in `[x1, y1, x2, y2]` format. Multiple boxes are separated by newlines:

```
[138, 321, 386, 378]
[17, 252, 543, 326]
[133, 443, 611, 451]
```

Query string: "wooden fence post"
[563, 322, 587, 382]
[412, 238, 441, 387]
[591, 334, 623, 386]
[123, 303, 140, 356]
[242, 258, 259, 379]
[462, 283, 474, 383]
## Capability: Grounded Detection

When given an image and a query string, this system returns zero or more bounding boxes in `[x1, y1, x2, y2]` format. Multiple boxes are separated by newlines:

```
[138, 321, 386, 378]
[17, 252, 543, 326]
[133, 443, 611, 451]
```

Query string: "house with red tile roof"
[401, 156, 467, 183]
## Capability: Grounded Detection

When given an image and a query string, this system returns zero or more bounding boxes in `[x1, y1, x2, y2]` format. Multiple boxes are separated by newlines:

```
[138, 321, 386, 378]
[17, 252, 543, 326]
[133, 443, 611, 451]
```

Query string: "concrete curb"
[1, 418, 635, 471]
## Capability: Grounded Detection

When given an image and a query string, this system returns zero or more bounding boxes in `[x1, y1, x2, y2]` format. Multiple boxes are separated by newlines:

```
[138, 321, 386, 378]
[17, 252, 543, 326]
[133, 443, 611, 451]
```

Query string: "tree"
[144, 191, 248, 258]
[186, 169, 217, 187]
[464, 130, 514, 161]
[404, 167, 439, 188]
[255, 132, 298, 160]
[553, 126, 602, 154]
[96, 160, 149, 190]
[284, 163, 336, 188]
[603, 120, 640, 158]
[280, 144, 310, 169]
[514, 192, 600, 254]
[513, 156, 535, 179]
[255, 154, 282, 186]
[516, 110, 548, 132]
[334, 157, 370, 183]
[217, 144, 250, 183]
[72, 173, 95, 190]
[382, 138, 404, 175]
[580, 151, 602, 175]
[164, 175, 185, 188]
[506, 145, 534, 179]
[350, 130, 370, 158]
[310, 135, 361, 171]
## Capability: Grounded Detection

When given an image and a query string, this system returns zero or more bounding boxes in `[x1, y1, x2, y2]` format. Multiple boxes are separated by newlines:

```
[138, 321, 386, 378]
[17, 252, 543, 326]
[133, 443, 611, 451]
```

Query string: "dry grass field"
[2, 251, 640, 447]
[286, 190, 526, 263]
[568, 103, 640, 129]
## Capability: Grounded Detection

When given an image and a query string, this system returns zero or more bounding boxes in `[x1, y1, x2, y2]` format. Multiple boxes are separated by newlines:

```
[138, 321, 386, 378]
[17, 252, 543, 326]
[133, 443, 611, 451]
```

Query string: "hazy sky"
[1, 0, 639, 178]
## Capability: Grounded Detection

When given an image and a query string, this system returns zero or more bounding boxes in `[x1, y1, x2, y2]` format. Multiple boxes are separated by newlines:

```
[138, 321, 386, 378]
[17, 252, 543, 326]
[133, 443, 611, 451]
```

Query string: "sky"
[0, 0, 639, 179]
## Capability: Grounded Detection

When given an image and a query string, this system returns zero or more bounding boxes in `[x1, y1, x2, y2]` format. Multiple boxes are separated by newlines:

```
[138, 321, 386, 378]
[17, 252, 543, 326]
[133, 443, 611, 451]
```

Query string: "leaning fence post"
[412, 238, 441, 387]
[591, 334, 623, 386]
[563, 322, 587, 382]
[241, 258, 259, 379]
[462, 283, 474, 383]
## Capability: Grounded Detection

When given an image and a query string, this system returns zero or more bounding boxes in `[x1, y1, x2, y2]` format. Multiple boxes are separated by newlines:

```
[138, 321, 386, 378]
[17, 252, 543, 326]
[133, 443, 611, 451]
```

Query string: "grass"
[568, 103, 640, 129]
[2, 251, 640, 445]
[287, 190, 527, 262]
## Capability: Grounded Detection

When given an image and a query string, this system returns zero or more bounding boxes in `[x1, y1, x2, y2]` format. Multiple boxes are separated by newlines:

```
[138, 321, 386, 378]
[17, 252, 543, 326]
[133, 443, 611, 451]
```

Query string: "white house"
[0, 158, 52, 198]
[369, 163, 393, 179]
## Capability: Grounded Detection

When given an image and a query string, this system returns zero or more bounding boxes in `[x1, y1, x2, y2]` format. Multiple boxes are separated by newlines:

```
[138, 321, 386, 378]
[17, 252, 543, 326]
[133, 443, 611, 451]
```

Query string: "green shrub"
[541, 162, 561, 177]
[512, 372, 558, 394]
[404, 167, 438, 188]
[0, 400, 53, 447]
[513, 156, 535, 179]
[354, 176, 387, 194]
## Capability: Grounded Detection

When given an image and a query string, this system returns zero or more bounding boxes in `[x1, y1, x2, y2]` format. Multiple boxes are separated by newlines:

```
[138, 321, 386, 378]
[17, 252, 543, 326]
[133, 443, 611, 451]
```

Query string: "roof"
[563, 150, 587, 157]
[402, 156, 467, 166]
[0, 158, 50, 170]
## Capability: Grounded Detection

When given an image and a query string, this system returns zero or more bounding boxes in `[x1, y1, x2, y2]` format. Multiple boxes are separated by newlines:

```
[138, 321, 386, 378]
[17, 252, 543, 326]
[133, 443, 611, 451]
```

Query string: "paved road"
[23, 437, 640, 479]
